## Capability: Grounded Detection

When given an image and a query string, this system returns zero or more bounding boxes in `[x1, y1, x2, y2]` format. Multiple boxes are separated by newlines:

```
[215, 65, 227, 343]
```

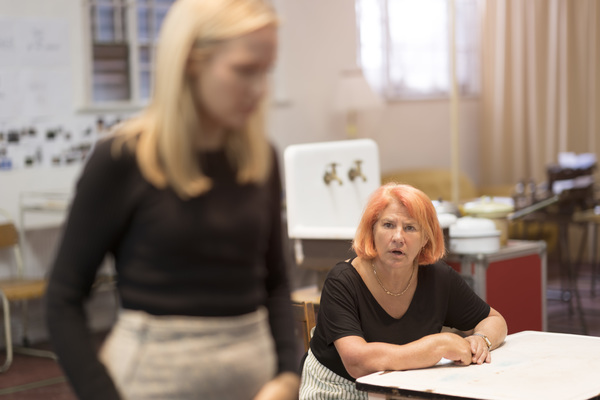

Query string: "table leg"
[592, 223, 599, 297]
[559, 221, 587, 335]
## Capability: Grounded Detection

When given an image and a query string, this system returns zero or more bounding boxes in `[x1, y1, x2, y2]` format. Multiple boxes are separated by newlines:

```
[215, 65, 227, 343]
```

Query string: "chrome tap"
[323, 163, 343, 185]
[348, 160, 367, 182]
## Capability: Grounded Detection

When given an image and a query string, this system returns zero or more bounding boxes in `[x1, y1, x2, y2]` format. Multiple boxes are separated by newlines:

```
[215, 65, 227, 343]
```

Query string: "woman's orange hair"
[352, 183, 445, 264]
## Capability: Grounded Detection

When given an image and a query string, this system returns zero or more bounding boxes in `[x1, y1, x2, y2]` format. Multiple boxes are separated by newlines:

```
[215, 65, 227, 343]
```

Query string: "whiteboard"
[0, 17, 71, 120]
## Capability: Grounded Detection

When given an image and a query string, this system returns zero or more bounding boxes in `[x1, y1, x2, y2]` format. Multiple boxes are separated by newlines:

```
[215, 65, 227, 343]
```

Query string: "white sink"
[284, 139, 381, 240]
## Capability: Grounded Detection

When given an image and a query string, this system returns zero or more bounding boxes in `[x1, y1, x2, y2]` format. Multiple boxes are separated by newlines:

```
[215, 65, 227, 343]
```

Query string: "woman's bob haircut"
[352, 183, 445, 265]
[111, 0, 278, 199]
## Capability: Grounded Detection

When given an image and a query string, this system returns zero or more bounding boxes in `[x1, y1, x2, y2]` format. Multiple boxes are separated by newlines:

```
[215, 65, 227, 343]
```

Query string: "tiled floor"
[1, 261, 599, 399]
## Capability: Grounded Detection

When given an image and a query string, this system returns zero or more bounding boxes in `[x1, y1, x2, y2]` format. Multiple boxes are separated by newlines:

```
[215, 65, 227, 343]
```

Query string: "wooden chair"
[0, 209, 56, 372]
[292, 301, 317, 352]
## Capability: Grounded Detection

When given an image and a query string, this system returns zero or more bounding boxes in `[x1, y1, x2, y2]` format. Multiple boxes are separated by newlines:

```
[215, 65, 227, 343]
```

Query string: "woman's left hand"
[253, 372, 300, 400]
[465, 335, 491, 365]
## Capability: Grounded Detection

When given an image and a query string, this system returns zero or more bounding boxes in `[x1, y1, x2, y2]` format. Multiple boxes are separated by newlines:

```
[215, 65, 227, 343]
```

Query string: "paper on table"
[436, 357, 454, 366]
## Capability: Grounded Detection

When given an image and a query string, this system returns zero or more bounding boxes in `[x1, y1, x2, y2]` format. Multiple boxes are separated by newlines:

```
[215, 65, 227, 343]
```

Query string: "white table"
[356, 331, 600, 400]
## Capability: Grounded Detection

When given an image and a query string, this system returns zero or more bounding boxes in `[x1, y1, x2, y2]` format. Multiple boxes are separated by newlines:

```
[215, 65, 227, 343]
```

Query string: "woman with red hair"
[300, 183, 507, 399]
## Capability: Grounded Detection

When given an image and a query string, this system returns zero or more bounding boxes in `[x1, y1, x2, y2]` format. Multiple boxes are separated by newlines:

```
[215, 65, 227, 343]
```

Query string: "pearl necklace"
[372, 261, 415, 297]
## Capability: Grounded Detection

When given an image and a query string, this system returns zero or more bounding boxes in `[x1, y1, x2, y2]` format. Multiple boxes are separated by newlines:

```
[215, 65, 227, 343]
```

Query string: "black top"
[45, 137, 297, 400]
[310, 260, 491, 381]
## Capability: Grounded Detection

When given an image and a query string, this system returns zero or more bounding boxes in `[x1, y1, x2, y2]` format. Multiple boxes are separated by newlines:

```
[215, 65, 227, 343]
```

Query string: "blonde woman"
[45, 1, 299, 399]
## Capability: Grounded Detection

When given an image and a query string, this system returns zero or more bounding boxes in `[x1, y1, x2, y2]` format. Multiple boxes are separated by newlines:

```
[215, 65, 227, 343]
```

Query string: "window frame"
[80, 0, 174, 112]
[356, 0, 482, 102]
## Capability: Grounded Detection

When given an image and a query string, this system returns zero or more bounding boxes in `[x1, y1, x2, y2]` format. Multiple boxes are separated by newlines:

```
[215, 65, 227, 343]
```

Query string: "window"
[356, 0, 481, 100]
[87, 0, 175, 105]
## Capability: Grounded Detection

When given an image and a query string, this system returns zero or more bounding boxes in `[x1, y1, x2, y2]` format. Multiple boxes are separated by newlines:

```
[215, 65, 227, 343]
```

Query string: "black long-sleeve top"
[45, 137, 298, 399]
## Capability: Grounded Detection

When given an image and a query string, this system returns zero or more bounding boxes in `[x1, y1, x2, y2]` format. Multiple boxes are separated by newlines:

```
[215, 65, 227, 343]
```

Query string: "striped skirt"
[99, 307, 277, 400]
[299, 349, 367, 400]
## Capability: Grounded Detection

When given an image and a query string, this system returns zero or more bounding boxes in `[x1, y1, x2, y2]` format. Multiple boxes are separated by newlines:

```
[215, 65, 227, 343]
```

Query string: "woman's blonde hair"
[112, 0, 277, 199]
[352, 183, 446, 265]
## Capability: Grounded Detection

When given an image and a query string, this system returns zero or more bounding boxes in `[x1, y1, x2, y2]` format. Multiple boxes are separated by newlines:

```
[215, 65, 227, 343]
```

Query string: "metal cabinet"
[445, 240, 547, 333]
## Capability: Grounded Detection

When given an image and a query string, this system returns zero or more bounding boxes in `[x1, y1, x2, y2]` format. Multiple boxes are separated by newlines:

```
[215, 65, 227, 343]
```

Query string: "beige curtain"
[480, 0, 600, 187]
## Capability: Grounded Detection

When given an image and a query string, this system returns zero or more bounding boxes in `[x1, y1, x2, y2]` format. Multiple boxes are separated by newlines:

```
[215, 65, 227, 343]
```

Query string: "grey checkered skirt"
[100, 307, 276, 399]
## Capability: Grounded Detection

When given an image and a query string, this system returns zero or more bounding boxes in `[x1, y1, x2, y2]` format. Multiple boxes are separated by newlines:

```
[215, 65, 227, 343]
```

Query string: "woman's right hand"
[435, 332, 473, 366]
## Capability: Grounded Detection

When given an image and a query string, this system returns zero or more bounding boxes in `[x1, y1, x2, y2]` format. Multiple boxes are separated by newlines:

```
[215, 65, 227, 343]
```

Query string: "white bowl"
[462, 197, 514, 219]
[437, 213, 458, 229]
[449, 217, 500, 254]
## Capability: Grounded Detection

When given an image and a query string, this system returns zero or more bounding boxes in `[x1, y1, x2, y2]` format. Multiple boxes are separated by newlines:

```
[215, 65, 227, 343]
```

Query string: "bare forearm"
[337, 333, 472, 379]
[472, 315, 507, 350]
[353, 340, 440, 376]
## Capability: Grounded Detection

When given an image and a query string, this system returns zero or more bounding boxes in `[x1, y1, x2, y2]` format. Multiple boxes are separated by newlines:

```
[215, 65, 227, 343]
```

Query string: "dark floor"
[0, 347, 76, 399]
[1, 260, 599, 399]
[545, 262, 600, 336]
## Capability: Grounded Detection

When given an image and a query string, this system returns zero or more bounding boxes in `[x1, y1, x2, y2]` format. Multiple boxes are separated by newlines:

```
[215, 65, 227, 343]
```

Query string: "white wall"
[0, 0, 482, 345]
[1, 0, 483, 197]
[375, 99, 481, 181]
[0, 0, 116, 346]
[269, 0, 482, 184]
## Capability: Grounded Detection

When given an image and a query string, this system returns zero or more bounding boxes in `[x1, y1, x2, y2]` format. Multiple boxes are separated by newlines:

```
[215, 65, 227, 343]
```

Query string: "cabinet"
[445, 240, 547, 333]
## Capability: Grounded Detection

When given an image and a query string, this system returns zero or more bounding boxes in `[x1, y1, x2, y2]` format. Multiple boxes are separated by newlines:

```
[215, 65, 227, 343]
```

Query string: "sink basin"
[283, 139, 381, 240]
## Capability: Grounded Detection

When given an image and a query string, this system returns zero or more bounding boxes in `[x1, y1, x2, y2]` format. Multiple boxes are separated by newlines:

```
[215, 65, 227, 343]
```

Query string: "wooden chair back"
[0, 222, 19, 249]
[292, 301, 317, 352]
